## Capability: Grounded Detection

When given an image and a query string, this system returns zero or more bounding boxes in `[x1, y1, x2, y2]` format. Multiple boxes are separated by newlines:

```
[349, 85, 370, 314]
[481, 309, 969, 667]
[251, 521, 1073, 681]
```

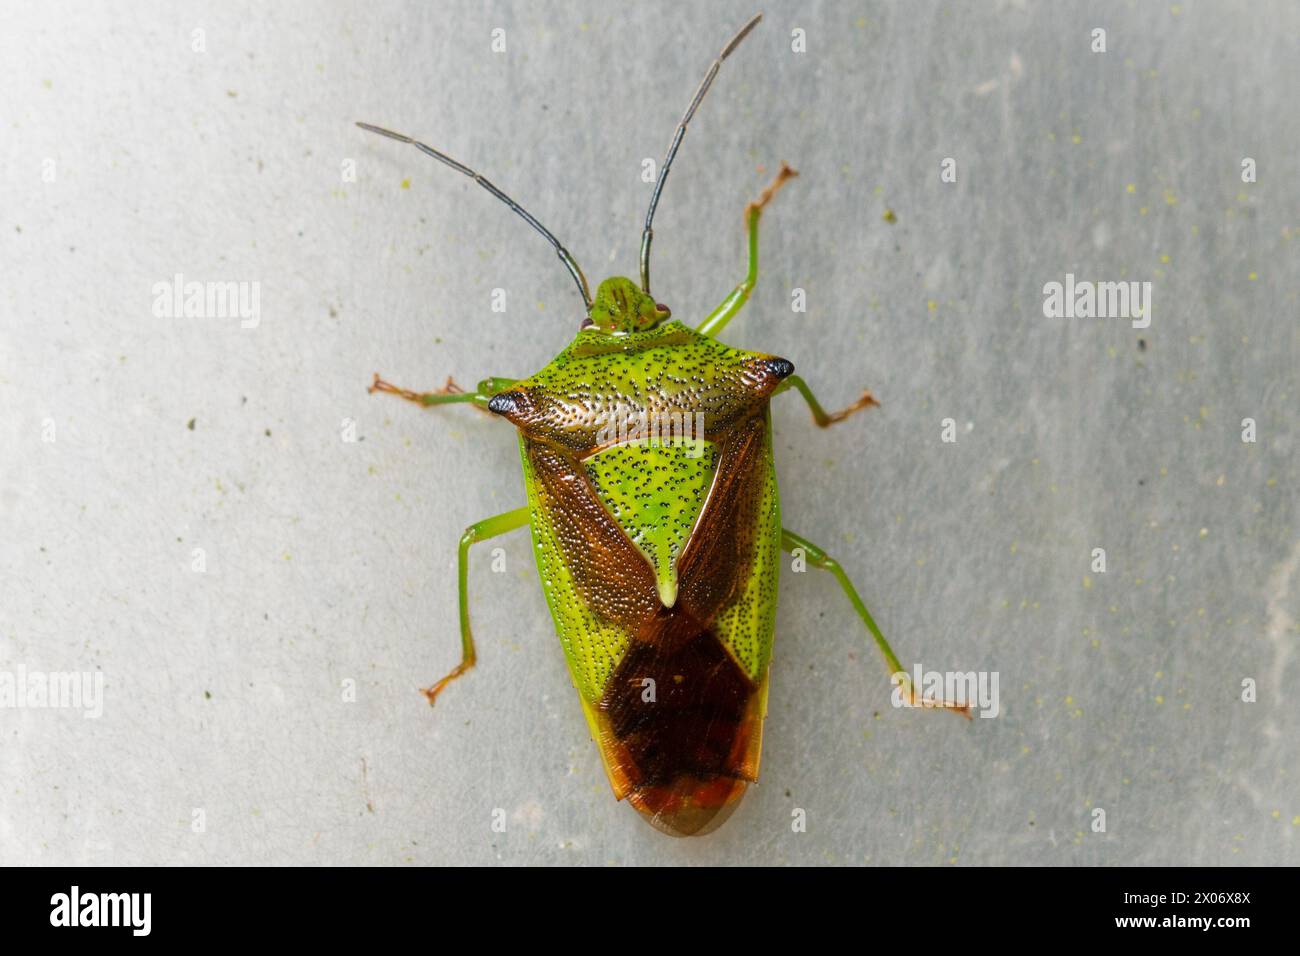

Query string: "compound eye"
[579, 316, 595, 330]
[655, 302, 671, 319]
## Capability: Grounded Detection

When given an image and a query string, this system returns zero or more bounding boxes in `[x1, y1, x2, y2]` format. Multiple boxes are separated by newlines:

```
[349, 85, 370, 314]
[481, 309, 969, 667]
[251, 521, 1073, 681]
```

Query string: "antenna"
[639, 13, 763, 295]
[356, 122, 593, 311]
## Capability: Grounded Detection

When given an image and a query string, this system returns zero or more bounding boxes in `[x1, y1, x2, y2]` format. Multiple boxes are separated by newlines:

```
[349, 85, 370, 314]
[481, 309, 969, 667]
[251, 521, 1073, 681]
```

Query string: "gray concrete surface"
[1, 0, 1296, 865]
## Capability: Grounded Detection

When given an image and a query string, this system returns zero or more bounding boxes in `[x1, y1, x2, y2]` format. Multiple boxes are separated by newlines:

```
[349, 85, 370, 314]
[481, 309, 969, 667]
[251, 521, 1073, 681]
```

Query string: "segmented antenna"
[356, 122, 593, 311]
[639, 13, 763, 295]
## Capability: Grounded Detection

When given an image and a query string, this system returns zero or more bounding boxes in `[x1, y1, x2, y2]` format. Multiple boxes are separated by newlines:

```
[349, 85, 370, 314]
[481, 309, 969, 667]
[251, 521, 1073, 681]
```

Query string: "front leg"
[696, 163, 798, 339]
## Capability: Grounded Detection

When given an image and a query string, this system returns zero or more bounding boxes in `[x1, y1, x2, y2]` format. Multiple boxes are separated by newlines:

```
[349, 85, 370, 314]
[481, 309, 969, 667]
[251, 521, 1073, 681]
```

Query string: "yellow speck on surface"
[1216, 474, 1225, 486]
[1159, 253, 1170, 263]
[1272, 810, 1281, 819]
[882, 208, 897, 223]
[1065, 696, 1074, 706]
[1155, 671, 1163, 679]
[1072, 134, 1081, 144]
[1171, 4, 1182, 13]
[283, 553, 292, 561]
[1155, 695, 1164, 704]
[1200, 527, 1208, 537]
[1083, 576, 1092, 589]
[856, 17, 867, 28]
[927, 299, 937, 311]
[1164, 189, 1178, 205]
[1247, 271, 1257, 280]
[1293, 816, 1300, 826]
[1126, 183, 1136, 193]
[400, 178, 411, 190]
[1139, 206, 1149, 215]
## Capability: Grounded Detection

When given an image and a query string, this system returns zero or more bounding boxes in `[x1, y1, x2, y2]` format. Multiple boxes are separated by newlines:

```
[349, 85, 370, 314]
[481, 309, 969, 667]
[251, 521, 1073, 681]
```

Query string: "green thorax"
[488, 318, 793, 460]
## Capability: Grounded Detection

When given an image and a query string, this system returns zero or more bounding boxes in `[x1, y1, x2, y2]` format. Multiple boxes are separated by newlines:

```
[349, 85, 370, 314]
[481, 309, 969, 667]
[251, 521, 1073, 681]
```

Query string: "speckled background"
[2, 0, 1296, 865]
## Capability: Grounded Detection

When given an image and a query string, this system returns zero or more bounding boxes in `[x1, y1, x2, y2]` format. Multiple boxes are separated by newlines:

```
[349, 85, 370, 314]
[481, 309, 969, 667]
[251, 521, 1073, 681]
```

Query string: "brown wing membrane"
[597, 602, 761, 836]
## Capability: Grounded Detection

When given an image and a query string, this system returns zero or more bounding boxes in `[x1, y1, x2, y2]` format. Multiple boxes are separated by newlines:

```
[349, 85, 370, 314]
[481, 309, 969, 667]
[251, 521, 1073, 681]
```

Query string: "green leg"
[775, 374, 879, 426]
[696, 163, 798, 339]
[369, 373, 518, 412]
[781, 528, 971, 718]
[423, 506, 532, 706]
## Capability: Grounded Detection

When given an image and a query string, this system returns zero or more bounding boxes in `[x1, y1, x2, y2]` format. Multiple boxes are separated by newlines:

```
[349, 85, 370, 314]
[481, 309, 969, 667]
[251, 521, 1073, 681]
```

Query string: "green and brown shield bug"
[358, 13, 969, 837]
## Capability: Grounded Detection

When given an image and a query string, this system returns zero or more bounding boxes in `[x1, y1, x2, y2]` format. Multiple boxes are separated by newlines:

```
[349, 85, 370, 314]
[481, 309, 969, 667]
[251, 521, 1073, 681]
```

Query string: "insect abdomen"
[597, 603, 764, 836]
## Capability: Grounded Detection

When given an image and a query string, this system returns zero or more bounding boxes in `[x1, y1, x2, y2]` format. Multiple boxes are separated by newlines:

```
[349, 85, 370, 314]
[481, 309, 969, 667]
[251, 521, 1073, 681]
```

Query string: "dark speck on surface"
[186, 418, 196, 430]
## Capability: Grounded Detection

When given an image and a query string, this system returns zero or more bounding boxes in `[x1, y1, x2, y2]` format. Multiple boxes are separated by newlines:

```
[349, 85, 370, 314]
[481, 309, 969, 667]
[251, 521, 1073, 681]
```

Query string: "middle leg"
[775, 374, 879, 427]
[369, 374, 518, 413]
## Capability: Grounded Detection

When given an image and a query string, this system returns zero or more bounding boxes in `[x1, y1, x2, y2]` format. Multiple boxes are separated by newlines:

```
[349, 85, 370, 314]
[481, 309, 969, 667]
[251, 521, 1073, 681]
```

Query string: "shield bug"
[359, 13, 969, 837]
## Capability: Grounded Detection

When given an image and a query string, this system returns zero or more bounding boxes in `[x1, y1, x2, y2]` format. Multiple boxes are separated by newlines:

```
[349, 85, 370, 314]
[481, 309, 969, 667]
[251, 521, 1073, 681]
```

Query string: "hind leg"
[781, 528, 971, 718]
